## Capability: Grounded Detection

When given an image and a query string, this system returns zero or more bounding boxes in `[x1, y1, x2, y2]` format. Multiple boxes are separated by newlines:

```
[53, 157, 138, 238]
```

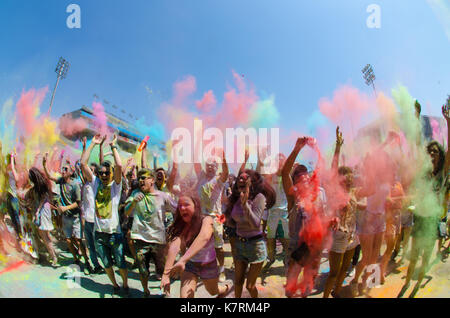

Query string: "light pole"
[362, 64, 376, 95]
[48, 57, 70, 116]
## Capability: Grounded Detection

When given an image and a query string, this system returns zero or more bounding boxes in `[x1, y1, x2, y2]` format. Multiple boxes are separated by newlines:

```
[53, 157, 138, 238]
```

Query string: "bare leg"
[323, 251, 344, 298]
[334, 248, 356, 296]
[246, 262, 264, 298]
[234, 260, 248, 298]
[105, 267, 119, 288]
[180, 271, 198, 298]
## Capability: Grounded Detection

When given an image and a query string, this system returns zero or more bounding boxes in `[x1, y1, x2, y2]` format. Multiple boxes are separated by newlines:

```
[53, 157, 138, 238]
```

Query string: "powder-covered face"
[155, 170, 165, 187]
[178, 196, 195, 223]
[237, 172, 250, 191]
[99, 166, 113, 185]
[428, 145, 440, 169]
[205, 159, 218, 177]
[139, 174, 155, 193]
[61, 166, 71, 179]
[340, 172, 354, 189]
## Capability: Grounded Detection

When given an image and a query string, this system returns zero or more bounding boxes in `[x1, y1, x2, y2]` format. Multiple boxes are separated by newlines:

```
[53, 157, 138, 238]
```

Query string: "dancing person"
[161, 195, 231, 298]
[43, 152, 91, 272]
[195, 150, 229, 282]
[282, 137, 328, 298]
[323, 127, 364, 298]
[20, 167, 59, 266]
[224, 169, 275, 298]
[124, 168, 177, 297]
[79, 137, 103, 274]
[398, 100, 450, 298]
[81, 134, 129, 297]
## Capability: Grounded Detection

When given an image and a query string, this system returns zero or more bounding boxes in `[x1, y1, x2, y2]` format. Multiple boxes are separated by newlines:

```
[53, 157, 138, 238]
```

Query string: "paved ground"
[1, 227, 450, 298]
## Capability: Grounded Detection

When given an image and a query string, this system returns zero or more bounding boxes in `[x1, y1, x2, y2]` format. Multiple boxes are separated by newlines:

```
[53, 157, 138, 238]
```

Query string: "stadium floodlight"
[48, 57, 70, 115]
[362, 64, 376, 94]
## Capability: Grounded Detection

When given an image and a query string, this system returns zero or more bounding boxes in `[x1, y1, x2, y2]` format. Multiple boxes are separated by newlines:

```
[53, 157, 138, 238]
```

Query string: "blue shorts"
[95, 231, 126, 269]
[185, 260, 219, 280]
[235, 237, 267, 264]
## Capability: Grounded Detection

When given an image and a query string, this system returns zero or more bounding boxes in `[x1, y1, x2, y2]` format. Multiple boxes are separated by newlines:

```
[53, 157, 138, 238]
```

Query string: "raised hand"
[109, 134, 117, 147]
[442, 97, 450, 122]
[42, 152, 49, 164]
[81, 136, 87, 149]
[294, 137, 308, 151]
[92, 134, 103, 145]
[336, 126, 344, 147]
[415, 100, 421, 119]
[100, 135, 107, 145]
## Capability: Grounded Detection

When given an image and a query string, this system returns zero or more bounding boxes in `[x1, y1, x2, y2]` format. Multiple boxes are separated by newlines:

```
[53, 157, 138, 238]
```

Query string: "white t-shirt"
[81, 180, 96, 223]
[92, 176, 122, 234]
[197, 173, 225, 216]
[127, 190, 177, 244]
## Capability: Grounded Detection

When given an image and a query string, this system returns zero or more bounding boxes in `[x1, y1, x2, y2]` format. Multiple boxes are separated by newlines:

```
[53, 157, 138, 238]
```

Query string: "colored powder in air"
[92, 101, 110, 136]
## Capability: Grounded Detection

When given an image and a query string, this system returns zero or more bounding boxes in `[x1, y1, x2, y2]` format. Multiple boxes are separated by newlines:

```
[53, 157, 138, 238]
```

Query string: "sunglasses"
[139, 175, 152, 181]
[99, 170, 111, 176]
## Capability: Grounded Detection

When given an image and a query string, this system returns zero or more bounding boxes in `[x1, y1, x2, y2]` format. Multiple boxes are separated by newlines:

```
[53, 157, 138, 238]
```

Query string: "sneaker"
[122, 286, 130, 298]
[50, 258, 59, 268]
[112, 286, 121, 298]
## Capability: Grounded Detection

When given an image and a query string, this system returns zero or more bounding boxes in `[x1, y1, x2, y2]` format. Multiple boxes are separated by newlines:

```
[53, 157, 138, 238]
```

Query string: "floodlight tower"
[362, 64, 376, 95]
[48, 57, 70, 115]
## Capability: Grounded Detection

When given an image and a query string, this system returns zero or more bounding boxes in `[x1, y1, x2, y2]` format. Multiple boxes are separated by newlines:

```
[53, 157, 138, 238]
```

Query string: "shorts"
[134, 240, 166, 277]
[185, 260, 219, 280]
[235, 237, 267, 264]
[438, 217, 448, 239]
[267, 209, 289, 239]
[401, 210, 413, 228]
[95, 231, 126, 269]
[212, 218, 224, 249]
[358, 211, 386, 235]
[62, 215, 82, 239]
[330, 230, 359, 254]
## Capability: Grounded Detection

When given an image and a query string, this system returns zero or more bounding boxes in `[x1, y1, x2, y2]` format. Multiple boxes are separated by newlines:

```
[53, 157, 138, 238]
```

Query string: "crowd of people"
[0, 97, 449, 299]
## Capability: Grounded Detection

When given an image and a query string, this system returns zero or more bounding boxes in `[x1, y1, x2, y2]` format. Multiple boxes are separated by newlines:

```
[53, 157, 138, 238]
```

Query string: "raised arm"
[10, 152, 20, 186]
[170, 217, 214, 275]
[81, 135, 103, 183]
[332, 126, 344, 172]
[109, 135, 122, 185]
[282, 137, 307, 210]
[141, 141, 148, 169]
[161, 237, 181, 297]
[443, 96, 450, 174]
[99, 135, 106, 164]
[239, 149, 249, 175]
[219, 149, 229, 183]
[42, 152, 59, 183]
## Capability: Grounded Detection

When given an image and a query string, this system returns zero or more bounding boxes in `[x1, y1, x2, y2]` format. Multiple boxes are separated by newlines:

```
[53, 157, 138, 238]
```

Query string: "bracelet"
[110, 145, 118, 150]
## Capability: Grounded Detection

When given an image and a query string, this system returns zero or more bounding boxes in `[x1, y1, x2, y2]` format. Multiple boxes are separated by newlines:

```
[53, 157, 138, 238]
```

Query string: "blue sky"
[0, 0, 449, 141]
